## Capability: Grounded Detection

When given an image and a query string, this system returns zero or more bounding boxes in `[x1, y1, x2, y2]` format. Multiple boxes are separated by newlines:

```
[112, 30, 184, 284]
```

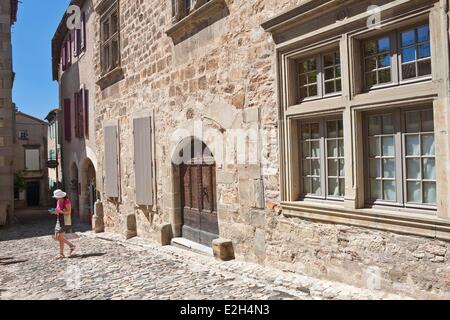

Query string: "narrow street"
[0, 210, 410, 300]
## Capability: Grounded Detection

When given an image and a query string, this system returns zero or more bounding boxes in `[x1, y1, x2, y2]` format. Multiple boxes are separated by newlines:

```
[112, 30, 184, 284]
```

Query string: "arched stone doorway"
[80, 158, 97, 224]
[174, 138, 219, 247]
[69, 163, 80, 218]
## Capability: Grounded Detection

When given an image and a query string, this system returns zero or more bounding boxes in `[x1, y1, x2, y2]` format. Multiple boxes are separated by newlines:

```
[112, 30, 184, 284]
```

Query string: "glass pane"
[401, 29, 415, 47]
[370, 179, 381, 200]
[378, 37, 390, 53]
[421, 109, 434, 132]
[407, 158, 421, 180]
[300, 86, 307, 99]
[338, 120, 343, 137]
[327, 121, 337, 138]
[417, 25, 430, 42]
[328, 159, 338, 176]
[378, 68, 391, 84]
[382, 114, 394, 134]
[423, 182, 436, 204]
[422, 134, 435, 156]
[368, 116, 381, 135]
[366, 71, 377, 87]
[324, 68, 334, 80]
[302, 58, 316, 72]
[302, 160, 310, 176]
[383, 180, 396, 201]
[312, 159, 321, 176]
[407, 181, 422, 203]
[299, 74, 308, 86]
[364, 40, 377, 55]
[406, 135, 420, 156]
[339, 159, 345, 176]
[312, 178, 321, 195]
[417, 59, 431, 77]
[418, 44, 430, 59]
[369, 159, 381, 178]
[382, 136, 395, 156]
[309, 85, 318, 96]
[111, 12, 118, 34]
[402, 63, 416, 79]
[327, 140, 337, 157]
[311, 123, 320, 139]
[323, 53, 334, 67]
[311, 141, 320, 157]
[365, 57, 377, 71]
[338, 140, 344, 157]
[328, 178, 339, 196]
[405, 111, 420, 133]
[378, 54, 391, 68]
[325, 81, 335, 94]
[335, 80, 342, 92]
[336, 65, 341, 77]
[302, 142, 310, 158]
[303, 178, 311, 194]
[383, 159, 395, 178]
[301, 124, 310, 139]
[339, 179, 345, 196]
[307, 72, 318, 83]
[401, 47, 416, 63]
[423, 158, 436, 180]
[369, 137, 380, 157]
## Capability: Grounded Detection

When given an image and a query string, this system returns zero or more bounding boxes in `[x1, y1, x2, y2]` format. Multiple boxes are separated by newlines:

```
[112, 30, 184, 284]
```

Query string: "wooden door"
[180, 142, 219, 247]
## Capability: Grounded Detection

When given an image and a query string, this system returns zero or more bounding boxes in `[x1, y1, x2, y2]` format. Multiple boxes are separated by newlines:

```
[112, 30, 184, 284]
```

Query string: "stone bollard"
[92, 200, 105, 233]
[212, 238, 235, 261]
[125, 214, 137, 239]
[158, 224, 173, 246]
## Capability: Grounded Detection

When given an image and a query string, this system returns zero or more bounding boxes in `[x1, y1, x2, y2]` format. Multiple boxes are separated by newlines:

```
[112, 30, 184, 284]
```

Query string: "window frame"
[363, 106, 436, 212]
[298, 114, 345, 202]
[296, 49, 343, 103]
[100, 1, 120, 75]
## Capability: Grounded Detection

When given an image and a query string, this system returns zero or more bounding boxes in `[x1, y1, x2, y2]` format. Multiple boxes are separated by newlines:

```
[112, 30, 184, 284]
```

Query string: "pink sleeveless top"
[56, 198, 71, 211]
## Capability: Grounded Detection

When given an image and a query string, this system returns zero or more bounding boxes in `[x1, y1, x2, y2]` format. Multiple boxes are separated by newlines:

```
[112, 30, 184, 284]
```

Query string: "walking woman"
[50, 189, 76, 259]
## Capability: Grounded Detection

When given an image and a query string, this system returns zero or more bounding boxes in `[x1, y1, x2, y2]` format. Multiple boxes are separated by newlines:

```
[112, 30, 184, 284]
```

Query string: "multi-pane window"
[297, 50, 342, 101]
[300, 117, 344, 199]
[364, 37, 391, 87]
[400, 25, 431, 80]
[363, 23, 431, 89]
[101, 2, 120, 74]
[366, 108, 436, 208]
[18, 130, 28, 140]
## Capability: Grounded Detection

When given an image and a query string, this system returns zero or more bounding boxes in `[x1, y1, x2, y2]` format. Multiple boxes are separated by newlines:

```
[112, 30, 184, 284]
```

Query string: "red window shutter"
[64, 99, 71, 141]
[74, 92, 80, 138]
[84, 89, 89, 138]
[74, 28, 79, 57]
[61, 45, 66, 71]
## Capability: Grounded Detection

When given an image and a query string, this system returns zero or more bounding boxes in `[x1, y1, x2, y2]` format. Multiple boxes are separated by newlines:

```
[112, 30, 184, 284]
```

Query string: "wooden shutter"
[104, 124, 119, 198]
[74, 28, 79, 57]
[67, 35, 72, 66]
[74, 92, 80, 138]
[83, 89, 89, 138]
[133, 116, 153, 206]
[63, 99, 71, 141]
[61, 45, 66, 71]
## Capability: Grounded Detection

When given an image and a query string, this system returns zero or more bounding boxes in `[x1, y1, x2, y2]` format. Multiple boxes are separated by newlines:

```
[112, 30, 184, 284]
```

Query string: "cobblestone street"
[0, 210, 411, 300]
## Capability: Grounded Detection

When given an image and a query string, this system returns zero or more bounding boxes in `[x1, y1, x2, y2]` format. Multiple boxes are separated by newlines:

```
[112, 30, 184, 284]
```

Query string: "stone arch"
[69, 162, 80, 218]
[79, 157, 97, 223]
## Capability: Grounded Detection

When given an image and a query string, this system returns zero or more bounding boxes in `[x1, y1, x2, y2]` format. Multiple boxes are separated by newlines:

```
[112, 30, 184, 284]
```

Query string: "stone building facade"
[0, 0, 17, 225]
[13, 112, 49, 208]
[82, 0, 450, 298]
[52, 0, 98, 223]
[45, 108, 63, 195]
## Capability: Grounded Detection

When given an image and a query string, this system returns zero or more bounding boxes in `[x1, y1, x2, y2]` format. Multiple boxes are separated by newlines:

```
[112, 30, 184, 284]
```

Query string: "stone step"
[171, 237, 213, 257]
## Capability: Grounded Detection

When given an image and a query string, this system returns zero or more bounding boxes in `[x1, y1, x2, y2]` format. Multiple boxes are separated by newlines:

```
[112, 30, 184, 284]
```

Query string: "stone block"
[255, 228, 266, 256]
[92, 200, 105, 233]
[243, 107, 260, 123]
[159, 223, 174, 246]
[212, 238, 235, 261]
[238, 164, 261, 180]
[216, 169, 236, 184]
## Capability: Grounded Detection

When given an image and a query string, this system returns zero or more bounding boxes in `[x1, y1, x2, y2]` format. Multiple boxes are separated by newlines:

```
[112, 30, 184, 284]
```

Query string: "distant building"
[51, 0, 97, 223]
[13, 112, 49, 208]
[0, 0, 18, 225]
[45, 108, 63, 196]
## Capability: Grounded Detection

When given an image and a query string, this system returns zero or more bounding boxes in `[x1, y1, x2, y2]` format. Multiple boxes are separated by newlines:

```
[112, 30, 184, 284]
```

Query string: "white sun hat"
[53, 189, 67, 199]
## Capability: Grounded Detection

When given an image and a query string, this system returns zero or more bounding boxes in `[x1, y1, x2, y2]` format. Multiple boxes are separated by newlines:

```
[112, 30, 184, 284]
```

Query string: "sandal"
[57, 254, 65, 259]
[69, 245, 76, 256]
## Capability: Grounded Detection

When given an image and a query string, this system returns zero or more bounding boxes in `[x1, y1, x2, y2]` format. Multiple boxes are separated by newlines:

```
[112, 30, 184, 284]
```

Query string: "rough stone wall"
[92, 0, 450, 298]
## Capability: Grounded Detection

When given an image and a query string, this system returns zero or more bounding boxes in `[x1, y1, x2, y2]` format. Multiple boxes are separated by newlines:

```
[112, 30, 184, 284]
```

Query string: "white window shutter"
[104, 124, 119, 198]
[133, 116, 153, 206]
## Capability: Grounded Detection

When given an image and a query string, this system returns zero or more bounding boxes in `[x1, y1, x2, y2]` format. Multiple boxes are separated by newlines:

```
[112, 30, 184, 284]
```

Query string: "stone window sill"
[166, 0, 227, 44]
[281, 201, 450, 241]
[96, 67, 124, 90]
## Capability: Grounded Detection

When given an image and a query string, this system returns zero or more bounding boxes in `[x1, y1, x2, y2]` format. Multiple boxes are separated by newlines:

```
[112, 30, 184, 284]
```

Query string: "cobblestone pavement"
[0, 209, 412, 300]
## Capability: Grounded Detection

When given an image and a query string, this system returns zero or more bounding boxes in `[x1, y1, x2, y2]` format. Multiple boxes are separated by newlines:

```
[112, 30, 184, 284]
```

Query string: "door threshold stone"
[171, 237, 213, 256]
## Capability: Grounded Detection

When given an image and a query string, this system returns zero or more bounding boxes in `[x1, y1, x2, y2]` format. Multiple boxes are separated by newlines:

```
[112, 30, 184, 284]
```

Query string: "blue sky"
[12, 0, 71, 120]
